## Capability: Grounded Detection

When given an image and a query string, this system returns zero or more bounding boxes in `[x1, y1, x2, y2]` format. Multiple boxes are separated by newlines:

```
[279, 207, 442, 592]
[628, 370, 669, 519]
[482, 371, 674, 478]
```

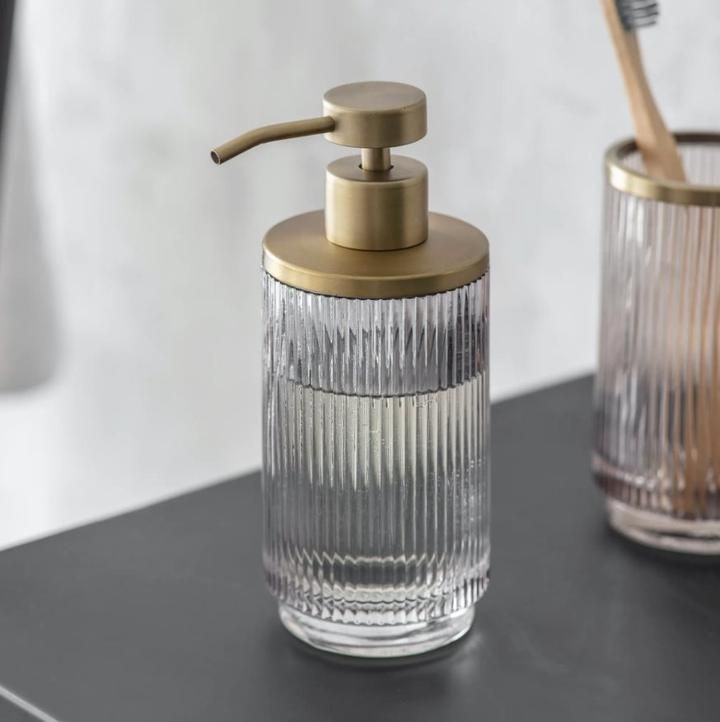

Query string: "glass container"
[594, 133, 720, 554]
[263, 274, 490, 656]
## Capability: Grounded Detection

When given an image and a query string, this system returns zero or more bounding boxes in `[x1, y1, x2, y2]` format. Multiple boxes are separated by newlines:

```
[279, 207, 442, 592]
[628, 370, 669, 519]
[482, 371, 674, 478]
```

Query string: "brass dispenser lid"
[211, 81, 488, 299]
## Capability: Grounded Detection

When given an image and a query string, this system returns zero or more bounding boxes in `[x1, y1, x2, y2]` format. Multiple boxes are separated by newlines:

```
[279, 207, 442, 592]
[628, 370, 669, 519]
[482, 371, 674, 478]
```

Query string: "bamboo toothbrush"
[601, 0, 686, 181]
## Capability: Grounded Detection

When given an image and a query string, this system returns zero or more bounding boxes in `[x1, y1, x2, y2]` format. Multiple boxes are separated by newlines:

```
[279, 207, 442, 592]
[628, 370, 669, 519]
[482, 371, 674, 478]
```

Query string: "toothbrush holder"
[594, 132, 720, 554]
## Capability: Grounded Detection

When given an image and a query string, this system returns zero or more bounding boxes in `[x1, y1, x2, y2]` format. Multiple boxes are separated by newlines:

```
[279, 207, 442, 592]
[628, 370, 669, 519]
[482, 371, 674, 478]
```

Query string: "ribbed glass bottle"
[262, 274, 490, 656]
[594, 138, 720, 554]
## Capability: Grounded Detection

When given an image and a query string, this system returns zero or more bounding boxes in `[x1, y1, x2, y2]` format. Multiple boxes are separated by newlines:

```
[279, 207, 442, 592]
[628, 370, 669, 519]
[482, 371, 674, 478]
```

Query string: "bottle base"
[606, 499, 720, 555]
[278, 604, 475, 658]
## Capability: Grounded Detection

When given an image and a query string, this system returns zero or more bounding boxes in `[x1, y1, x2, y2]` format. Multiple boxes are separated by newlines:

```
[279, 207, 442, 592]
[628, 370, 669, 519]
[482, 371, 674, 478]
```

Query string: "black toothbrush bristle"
[616, 0, 659, 31]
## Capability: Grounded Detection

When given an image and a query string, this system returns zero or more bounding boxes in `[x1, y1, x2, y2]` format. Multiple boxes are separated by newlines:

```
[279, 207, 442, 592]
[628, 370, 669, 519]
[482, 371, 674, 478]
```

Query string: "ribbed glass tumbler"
[262, 274, 490, 656]
[594, 133, 720, 554]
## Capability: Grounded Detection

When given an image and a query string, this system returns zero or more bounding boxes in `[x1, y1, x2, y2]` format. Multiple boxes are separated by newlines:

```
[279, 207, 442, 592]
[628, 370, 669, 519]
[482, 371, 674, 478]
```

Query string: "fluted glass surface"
[262, 274, 489, 636]
[594, 141, 720, 551]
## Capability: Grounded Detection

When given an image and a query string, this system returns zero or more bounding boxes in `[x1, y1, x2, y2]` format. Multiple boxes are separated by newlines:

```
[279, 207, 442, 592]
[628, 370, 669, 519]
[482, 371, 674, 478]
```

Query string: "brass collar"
[263, 211, 489, 299]
[325, 156, 428, 251]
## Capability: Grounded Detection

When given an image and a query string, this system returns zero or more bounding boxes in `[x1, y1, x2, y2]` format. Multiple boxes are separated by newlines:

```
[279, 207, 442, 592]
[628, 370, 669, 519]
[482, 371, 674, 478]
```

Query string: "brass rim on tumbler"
[606, 131, 720, 207]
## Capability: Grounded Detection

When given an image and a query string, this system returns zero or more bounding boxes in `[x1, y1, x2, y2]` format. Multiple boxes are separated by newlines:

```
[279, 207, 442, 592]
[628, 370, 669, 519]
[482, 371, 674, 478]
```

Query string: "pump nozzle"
[210, 116, 335, 165]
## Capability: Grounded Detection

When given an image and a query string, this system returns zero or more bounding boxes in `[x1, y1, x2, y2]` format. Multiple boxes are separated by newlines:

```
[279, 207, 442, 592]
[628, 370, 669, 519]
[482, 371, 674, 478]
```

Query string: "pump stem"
[360, 148, 391, 171]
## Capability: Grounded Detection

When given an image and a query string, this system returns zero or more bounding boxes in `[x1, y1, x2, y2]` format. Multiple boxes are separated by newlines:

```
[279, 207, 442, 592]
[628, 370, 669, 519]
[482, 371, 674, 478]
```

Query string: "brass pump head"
[211, 81, 428, 251]
[211, 80, 488, 300]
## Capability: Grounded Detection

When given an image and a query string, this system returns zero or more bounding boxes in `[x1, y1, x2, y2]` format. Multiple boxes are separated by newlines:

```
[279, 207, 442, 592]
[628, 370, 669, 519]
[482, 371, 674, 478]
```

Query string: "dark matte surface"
[1, 376, 719, 721]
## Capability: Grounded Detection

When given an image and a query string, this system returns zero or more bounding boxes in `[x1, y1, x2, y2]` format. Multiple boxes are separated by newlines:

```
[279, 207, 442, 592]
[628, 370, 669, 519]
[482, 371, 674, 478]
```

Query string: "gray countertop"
[0, 375, 718, 721]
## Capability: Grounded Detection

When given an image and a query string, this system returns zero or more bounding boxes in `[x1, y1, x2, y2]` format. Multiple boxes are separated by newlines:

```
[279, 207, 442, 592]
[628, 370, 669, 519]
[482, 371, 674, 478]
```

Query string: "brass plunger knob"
[322, 81, 427, 150]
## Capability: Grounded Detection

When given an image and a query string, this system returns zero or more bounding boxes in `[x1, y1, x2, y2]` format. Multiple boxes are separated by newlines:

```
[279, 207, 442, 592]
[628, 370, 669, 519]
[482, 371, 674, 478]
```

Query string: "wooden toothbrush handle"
[600, 0, 686, 182]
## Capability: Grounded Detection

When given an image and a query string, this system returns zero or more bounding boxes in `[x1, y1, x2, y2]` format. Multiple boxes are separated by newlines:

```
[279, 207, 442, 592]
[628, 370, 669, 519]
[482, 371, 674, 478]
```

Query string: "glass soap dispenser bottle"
[212, 82, 490, 657]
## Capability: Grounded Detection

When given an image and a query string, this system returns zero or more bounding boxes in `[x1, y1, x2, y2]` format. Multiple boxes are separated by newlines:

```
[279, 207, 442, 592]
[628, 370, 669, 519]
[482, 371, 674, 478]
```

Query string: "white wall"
[1, 0, 718, 548]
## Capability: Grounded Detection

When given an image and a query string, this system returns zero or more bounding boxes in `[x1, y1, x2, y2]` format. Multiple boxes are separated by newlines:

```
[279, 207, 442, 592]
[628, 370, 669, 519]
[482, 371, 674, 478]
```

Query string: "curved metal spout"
[210, 116, 335, 165]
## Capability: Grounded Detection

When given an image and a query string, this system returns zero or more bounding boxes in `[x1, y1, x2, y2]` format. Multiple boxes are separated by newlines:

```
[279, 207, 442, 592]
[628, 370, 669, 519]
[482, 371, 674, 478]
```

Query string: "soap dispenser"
[212, 82, 490, 657]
